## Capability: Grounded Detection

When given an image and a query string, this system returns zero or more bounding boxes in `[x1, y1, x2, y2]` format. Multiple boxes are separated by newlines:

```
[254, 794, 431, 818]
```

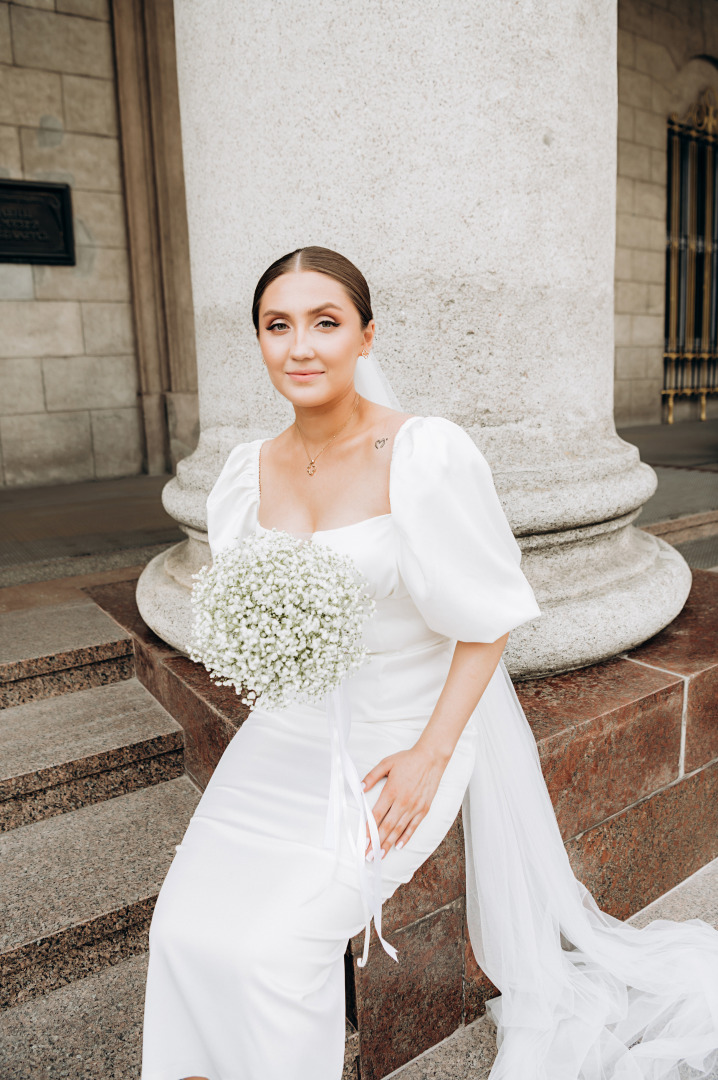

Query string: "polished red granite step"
[85, 569, 718, 1080]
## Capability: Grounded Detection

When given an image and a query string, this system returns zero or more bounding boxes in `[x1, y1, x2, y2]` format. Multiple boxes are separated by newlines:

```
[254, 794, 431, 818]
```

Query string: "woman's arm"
[361, 633, 509, 859]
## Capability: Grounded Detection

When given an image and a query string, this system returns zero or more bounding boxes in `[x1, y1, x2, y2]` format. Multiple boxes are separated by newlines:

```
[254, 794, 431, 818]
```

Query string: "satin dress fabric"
[140, 414, 542, 1080]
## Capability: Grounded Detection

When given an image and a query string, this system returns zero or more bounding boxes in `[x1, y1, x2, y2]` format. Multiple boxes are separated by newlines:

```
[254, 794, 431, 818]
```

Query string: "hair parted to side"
[251, 246, 373, 334]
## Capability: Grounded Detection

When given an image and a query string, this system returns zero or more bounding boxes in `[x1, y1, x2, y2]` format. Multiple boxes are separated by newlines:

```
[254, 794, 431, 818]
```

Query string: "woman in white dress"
[141, 247, 718, 1080]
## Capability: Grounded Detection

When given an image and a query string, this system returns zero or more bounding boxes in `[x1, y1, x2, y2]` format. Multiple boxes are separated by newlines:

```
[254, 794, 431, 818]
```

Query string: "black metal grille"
[664, 88, 718, 422]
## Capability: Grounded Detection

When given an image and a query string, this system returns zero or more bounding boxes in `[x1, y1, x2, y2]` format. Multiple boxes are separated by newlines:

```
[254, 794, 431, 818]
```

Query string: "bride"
[140, 246, 718, 1080]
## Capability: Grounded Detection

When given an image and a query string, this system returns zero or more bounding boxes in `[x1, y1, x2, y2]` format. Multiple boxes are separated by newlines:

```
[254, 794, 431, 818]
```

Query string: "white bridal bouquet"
[189, 529, 376, 709]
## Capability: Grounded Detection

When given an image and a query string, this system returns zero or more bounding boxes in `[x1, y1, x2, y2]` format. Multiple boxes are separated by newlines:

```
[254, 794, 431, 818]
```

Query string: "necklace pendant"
[307, 461, 317, 476]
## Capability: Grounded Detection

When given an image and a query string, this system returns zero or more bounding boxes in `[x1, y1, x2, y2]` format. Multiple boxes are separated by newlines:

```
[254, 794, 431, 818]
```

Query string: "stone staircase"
[2, 569, 718, 1079]
[0, 596, 360, 1079]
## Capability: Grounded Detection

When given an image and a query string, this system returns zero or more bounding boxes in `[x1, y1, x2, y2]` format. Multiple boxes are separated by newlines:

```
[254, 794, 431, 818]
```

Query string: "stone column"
[137, 0, 691, 677]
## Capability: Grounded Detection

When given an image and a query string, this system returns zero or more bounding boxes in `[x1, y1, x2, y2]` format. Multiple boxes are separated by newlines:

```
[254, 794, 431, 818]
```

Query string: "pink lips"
[287, 371, 323, 380]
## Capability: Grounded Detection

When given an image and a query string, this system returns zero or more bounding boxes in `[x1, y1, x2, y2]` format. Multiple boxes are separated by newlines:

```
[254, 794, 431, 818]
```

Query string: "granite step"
[0, 775, 201, 1011]
[0, 677, 185, 832]
[0, 951, 361, 1080]
[0, 599, 134, 708]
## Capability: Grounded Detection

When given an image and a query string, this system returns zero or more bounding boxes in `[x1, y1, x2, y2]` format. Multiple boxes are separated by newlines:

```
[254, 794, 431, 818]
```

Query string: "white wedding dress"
[141, 414, 718, 1080]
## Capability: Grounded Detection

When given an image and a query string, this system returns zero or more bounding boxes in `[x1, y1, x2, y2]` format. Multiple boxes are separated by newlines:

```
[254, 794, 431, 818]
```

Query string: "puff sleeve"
[205, 440, 260, 560]
[390, 416, 541, 642]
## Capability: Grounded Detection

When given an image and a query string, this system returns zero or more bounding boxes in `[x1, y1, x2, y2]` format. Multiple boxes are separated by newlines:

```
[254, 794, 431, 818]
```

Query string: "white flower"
[188, 529, 376, 709]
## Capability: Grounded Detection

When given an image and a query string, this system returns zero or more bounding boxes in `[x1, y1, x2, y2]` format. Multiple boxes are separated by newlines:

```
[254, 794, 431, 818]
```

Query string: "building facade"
[0, 0, 716, 491]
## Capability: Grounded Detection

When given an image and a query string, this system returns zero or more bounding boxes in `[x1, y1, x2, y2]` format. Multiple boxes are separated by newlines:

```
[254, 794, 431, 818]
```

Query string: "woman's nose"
[289, 332, 314, 360]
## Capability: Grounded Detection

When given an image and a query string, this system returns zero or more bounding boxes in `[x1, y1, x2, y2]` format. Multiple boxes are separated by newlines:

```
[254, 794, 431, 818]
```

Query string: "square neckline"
[255, 414, 423, 538]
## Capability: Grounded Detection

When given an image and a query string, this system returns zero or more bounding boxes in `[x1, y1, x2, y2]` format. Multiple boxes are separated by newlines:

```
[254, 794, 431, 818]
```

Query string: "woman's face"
[257, 270, 374, 406]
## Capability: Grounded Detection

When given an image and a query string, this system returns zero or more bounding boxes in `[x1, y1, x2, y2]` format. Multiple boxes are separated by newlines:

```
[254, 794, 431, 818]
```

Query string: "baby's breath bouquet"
[189, 528, 376, 709]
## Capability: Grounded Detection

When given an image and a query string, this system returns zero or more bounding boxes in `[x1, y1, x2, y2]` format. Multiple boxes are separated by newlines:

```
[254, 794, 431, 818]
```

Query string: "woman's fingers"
[365, 797, 414, 857]
[361, 755, 394, 793]
[364, 790, 398, 853]
[395, 812, 424, 850]
[380, 809, 417, 855]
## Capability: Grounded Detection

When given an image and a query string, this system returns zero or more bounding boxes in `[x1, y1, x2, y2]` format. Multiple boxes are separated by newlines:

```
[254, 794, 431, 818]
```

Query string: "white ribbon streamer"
[324, 679, 399, 967]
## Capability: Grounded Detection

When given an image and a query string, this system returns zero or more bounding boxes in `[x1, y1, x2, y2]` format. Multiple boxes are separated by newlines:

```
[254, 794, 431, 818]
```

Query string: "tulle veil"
[354, 349, 718, 1080]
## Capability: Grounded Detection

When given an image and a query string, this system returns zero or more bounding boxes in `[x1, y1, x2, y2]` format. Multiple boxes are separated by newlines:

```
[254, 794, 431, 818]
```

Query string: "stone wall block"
[646, 216, 666, 251]
[615, 346, 653, 379]
[0, 264, 33, 300]
[647, 283, 664, 314]
[618, 102, 635, 142]
[21, 128, 122, 191]
[634, 108, 669, 151]
[635, 38, 677, 82]
[10, 6, 113, 77]
[616, 281, 649, 314]
[616, 175, 635, 215]
[90, 407, 144, 478]
[42, 354, 139, 411]
[0, 301, 83, 357]
[81, 302, 135, 355]
[617, 28, 635, 68]
[617, 212, 653, 249]
[614, 379, 632, 423]
[630, 377, 664, 422]
[704, 0, 718, 56]
[33, 246, 131, 302]
[618, 139, 653, 181]
[614, 314, 633, 347]
[618, 67, 654, 109]
[56, 0, 110, 19]
[62, 73, 118, 136]
[72, 191, 127, 247]
[0, 123, 21, 177]
[618, 1, 702, 69]
[0, 410, 93, 485]
[615, 247, 632, 281]
[0, 3, 11, 65]
[0, 65, 60, 126]
[0, 357, 45, 414]
[650, 147, 667, 186]
[633, 179, 665, 218]
[632, 250, 665, 284]
[631, 313, 664, 346]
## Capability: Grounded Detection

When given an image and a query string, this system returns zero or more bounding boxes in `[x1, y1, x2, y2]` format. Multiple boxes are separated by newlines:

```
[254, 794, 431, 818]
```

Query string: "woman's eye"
[268, 321, 288, 331]
[317, 319, 339, 328]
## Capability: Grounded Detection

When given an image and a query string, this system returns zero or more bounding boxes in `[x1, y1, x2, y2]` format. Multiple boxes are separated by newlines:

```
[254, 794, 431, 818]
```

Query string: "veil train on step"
[354, 348, 718, 1080]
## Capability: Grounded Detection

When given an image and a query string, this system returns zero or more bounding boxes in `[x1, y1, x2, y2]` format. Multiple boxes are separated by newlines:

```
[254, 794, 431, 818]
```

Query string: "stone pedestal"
[136, 0, 691, 675]
[90, 569, 718, 1079]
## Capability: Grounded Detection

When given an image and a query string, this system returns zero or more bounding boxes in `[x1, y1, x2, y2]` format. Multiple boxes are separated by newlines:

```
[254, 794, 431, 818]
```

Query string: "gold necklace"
[294, 394, 360, 476]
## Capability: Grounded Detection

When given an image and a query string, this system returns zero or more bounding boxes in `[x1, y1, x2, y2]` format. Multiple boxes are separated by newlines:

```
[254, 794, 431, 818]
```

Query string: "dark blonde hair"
[252, 246, 373, 333]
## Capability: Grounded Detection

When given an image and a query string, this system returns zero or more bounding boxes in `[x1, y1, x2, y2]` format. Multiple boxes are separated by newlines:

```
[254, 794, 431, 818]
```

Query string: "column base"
[136, 523, 692, 679]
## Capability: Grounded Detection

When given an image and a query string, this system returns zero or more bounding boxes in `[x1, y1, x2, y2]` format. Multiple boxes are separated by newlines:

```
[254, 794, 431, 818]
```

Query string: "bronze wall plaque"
[0, 179, 76, 265]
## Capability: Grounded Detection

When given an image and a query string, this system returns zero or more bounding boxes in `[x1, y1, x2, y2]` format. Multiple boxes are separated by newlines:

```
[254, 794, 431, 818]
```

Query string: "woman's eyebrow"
[262, 303, 344, 318]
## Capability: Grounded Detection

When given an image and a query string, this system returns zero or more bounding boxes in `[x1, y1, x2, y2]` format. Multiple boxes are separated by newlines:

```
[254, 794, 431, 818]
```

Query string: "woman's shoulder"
[207, 437, 262, 506]
[393, 413, 488, 462]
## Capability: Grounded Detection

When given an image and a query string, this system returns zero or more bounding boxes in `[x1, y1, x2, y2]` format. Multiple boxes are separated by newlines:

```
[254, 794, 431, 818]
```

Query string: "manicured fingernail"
[396, 840, 404, 850]
[380, 848, 387, 860]
[360, 781, 366, 790]
[366, 850, 374, 862]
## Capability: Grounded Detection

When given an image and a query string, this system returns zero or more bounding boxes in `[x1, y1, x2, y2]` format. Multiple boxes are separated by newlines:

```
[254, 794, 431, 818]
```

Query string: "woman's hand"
[360, 744, 449, 860]
[359, 634, 510, 860]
